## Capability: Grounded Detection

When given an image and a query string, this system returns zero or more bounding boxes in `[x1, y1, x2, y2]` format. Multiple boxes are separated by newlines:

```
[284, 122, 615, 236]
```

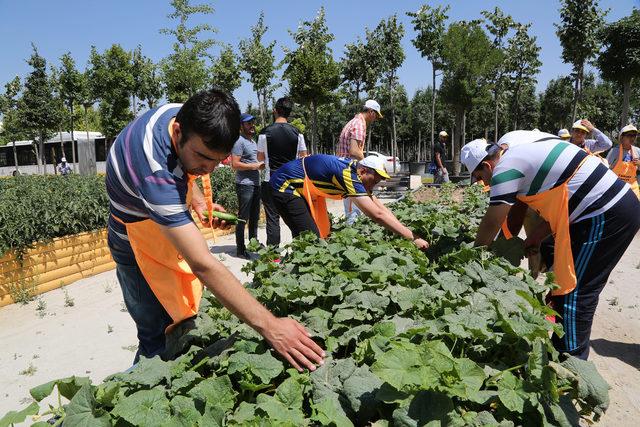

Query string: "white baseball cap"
[460, 138, 492, 173]
[439, 130, 448, 137]
[364, 100, 383, 118]
[359, 155, 390, 179]
[572, 120, 589, 133]
[61, 157, 67, 162]
[557, 129, 570, 139]
[619, 124, 638, 138]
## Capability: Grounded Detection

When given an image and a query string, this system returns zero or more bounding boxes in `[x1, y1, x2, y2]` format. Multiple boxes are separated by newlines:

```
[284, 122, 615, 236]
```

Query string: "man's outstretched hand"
[261, 317, 325, 372]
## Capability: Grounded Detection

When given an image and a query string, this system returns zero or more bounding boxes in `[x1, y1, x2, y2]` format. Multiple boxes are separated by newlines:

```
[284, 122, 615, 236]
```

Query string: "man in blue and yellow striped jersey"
[270, 154, 429, 250]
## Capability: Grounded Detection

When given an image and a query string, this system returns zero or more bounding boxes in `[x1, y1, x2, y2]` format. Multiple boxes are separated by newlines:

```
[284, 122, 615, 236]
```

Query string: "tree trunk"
[40, 133, 47, 175]
[621, 78, 631, 128]
[513, 84, 521, 131]
[131, 94, 137, 116]
[84, 105, 91, 167]
[453, 109, 464, 176]
[417, 129, 421, 162]
[570, 63, 583, 123]
[33, 142, 41, 174]
[58, 126, 64, 159]
[70, 104, 77, 172]
[390, 80, 398, 173]
[311, 101, 318, 155]
[430, 66, 436, 165]
[13, 140, 19, 175]
[494, 88, 500, 143]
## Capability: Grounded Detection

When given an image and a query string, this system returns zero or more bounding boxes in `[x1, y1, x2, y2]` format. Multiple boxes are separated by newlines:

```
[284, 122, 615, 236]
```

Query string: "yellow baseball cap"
[572, 120, 589, 133]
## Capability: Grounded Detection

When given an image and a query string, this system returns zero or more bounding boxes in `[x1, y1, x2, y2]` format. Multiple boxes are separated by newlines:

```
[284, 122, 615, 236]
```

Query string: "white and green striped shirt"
[491, 133, 629, 223]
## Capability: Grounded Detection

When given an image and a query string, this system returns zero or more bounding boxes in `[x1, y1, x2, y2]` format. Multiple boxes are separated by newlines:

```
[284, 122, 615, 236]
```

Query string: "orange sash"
[300, 158, 343, 238]
[611, 144, 640, 199]
[517, 157, 589, 296]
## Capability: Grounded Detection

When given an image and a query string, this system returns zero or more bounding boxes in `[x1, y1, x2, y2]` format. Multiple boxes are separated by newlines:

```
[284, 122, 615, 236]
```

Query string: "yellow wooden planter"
[0, 222, 235, 307]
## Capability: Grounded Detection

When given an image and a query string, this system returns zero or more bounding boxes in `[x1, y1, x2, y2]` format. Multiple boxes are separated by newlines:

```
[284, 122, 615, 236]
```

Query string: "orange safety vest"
[611, 144, 640, 199]
[112, 134, 215, 331]
[300, 158, 344, 238]
[517, 156, 589, 296]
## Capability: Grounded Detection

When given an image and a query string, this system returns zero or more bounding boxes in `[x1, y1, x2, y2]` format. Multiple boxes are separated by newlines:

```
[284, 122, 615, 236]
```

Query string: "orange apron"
[517, 157, 589, 296]
[113, 139, 215, 331]
[611, 144, 640, 199]
[300, 158, 343, 238]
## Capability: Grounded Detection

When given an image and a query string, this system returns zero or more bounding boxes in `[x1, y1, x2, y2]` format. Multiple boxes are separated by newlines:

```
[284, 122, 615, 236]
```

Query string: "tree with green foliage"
[505, 24, 541, 130]
[160, 0, 216, 102]
[59, 52, 84, 169]
[556, 0, 607, 122]
[86, 45, 134, 145]
[131, 46, 163, 113]
[283, 7, 340, 154]
[239, 12, 279, 126]
[597, 8, 640, 127]
[538, 76, 574, 131]
[440, 22, 501, 174]
[367, 15, 405, 172]
[407, 4, 449, 159]
[341, 37, 378, 109]
[18, 45, 60, 174]
[0, 77, 23, 146]
[211, 45, 242, 95]
[481, 7, 515, 142]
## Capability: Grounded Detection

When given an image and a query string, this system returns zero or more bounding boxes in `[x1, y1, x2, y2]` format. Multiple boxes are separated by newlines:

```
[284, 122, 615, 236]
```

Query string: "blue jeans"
[115, 261, 173, 364]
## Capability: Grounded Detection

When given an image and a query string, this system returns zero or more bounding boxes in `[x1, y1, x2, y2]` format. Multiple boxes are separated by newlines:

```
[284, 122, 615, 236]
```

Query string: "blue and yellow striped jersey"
[270, 154, 368, 198]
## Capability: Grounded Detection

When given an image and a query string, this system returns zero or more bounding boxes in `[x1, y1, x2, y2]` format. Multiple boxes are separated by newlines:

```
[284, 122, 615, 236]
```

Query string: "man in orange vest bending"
[106, 89, 324, 371]
[462, 132, 640, 360]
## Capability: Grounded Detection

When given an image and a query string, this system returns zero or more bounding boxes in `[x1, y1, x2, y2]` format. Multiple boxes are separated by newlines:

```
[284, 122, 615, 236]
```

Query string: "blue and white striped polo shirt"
[106, 104, 194, 264]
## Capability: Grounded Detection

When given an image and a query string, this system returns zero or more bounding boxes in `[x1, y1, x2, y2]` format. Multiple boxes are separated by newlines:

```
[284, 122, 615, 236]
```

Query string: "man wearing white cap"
[607, 124, 640, 198]
[461, 131, 640, 360]
[433, 131, 450, 184]
[336, 100, 383, 223]
[57, 157, 72, 176]
[270, 153, 428, 249]
[570, 119, 612, 154]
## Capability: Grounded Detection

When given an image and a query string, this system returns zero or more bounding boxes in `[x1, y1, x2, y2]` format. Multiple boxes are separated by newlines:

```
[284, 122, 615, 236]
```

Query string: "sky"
[1, 0, 639, 110]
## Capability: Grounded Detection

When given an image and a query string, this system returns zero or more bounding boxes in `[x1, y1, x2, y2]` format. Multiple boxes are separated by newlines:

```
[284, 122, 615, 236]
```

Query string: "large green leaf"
[63, 385, 111, 427]
[111, 389, 171, 426]
[0, 402, 39, 427]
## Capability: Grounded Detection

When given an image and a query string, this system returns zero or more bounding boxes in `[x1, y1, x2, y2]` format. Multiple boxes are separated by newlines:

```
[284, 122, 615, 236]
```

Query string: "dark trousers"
[236, 184, 261, 253]
[272, 190, 320, 238]
[261, 181, 281, 247]
[115, 262, 173, 364]
[545, 189, 640, 359]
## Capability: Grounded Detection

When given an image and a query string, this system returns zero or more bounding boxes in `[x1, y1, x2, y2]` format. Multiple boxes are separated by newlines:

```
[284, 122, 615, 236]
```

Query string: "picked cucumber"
[202, 210, 246, 224]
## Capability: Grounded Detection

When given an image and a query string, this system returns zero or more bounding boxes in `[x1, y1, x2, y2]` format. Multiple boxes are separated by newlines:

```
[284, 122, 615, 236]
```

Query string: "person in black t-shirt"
[433, 131, 450, 184]
[257, 97, 308, 247]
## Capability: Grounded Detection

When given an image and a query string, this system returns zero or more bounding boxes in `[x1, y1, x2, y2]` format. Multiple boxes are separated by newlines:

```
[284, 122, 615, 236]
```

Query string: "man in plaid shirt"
[336, 99, 383, 223]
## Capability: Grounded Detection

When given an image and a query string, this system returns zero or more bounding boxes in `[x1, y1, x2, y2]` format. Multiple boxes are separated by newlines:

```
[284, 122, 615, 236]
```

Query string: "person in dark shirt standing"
[257, 97, 307, 247]
[433, 131, 450, 184]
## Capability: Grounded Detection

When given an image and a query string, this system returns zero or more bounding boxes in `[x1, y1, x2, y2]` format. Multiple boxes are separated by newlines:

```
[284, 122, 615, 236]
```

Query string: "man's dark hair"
[175, 88, 240, 152]
[274, 97, 294, 118]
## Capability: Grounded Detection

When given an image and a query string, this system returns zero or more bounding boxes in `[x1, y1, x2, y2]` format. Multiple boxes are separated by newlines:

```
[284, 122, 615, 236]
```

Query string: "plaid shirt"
[336, 113, 366, 158]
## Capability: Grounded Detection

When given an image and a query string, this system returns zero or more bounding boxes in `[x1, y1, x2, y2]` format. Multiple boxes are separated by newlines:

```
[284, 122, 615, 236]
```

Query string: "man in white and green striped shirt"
[463, 131, 640, 360]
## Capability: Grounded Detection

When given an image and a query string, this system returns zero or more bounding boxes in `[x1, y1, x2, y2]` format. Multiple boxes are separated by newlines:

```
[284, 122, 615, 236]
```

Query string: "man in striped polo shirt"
[463, 131, 640, 360]
[336, 100, 383, 223]
[106, 89, 324, 371]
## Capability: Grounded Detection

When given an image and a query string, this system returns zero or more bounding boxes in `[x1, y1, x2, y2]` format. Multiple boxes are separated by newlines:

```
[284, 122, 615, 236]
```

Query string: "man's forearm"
[232, 161, 260, 171]
[193, 258, 274, 334]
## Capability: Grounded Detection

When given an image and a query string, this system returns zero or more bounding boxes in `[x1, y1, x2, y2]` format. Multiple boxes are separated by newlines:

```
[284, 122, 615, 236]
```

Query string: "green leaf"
[164, 395, 202, 427]
[64, 385, 111, 427]
[188, 375, 236, 412]
[0, 402, 39, 427]
[124, 356, 172, 387]
[312, 398, 355, 427]
[498, 388, 526, 413]
[112, 389, 171, 426]
[29, 376, 92, 402]
[227, 351, 284, 384]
